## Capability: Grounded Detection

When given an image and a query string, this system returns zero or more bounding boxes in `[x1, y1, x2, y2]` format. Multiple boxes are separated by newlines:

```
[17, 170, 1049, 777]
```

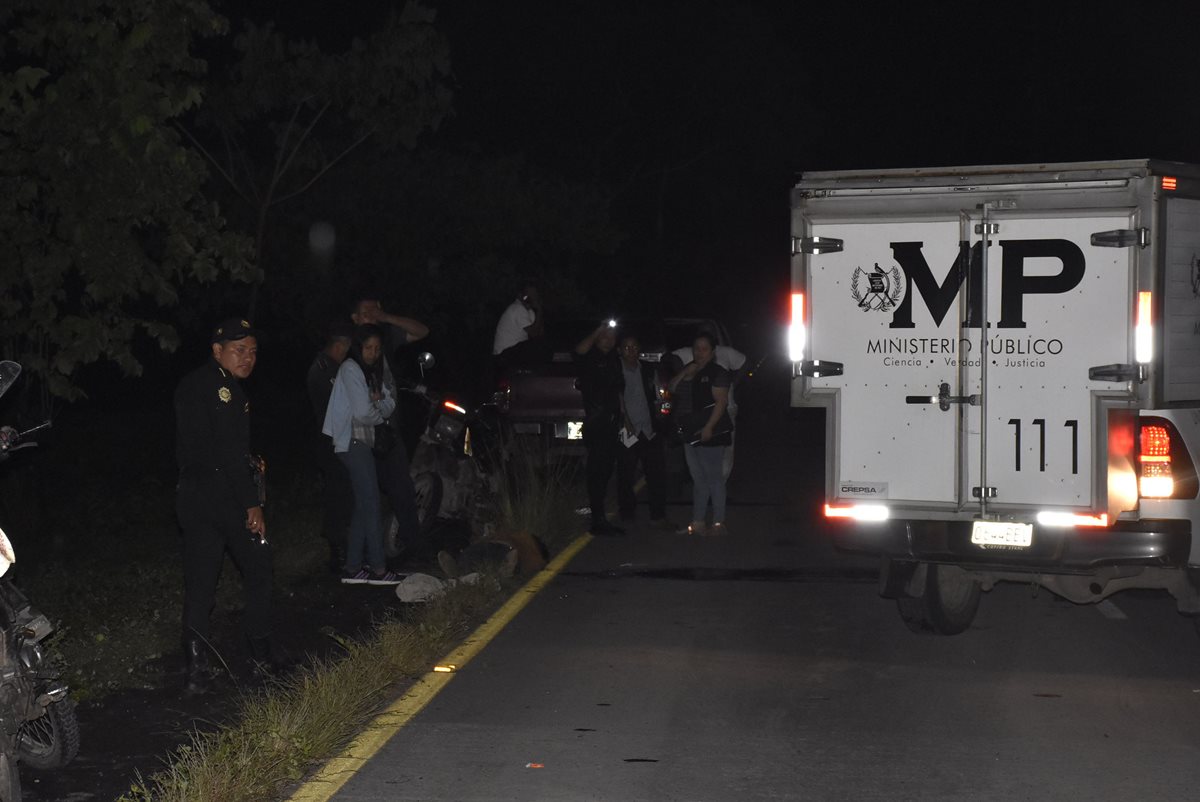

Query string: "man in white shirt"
[671, 338, 746, 481]
[493, 283, 543, 358]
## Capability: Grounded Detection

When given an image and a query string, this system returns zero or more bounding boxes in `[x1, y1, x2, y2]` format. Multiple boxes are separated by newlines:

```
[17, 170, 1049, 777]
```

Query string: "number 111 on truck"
[789, 160, 1200, 635]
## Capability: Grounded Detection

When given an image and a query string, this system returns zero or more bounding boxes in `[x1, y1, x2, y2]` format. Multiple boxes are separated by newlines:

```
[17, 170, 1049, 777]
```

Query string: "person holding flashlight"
[574, 319, 625, 535]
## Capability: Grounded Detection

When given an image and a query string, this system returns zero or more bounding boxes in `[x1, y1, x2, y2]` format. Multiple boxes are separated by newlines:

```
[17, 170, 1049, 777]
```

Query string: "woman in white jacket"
[322, 325, 403, 585]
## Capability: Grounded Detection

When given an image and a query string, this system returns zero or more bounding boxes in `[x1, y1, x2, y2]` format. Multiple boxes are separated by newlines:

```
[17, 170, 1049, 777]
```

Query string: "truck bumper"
[834, 518, 1192, 571]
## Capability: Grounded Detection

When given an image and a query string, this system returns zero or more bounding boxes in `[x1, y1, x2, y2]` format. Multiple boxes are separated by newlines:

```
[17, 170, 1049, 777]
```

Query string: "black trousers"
[584, 421, 618, 526]
[616, 431, 667, 521]
[316, 436, 352, 561]
[177, 476, 273, 642]
[375, 440, 426, 557]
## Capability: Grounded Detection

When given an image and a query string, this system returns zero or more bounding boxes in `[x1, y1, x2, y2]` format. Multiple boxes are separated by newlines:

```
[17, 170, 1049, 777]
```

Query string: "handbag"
[675, 404, 733, 447]
[373, 422, 399, 456]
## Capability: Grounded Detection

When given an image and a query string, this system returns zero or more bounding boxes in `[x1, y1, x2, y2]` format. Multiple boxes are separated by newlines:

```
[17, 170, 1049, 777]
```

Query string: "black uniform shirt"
[575, 347, 624, 422]
[175, 358, 259, 509]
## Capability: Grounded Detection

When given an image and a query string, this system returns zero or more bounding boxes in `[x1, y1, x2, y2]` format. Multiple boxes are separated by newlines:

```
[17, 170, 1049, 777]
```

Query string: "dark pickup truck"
[494, 317, 733, 458]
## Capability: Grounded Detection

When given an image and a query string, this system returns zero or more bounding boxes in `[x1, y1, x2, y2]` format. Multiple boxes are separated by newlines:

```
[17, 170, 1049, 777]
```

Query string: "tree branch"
[270, 126, 377, 206]
[173, 123, 248, 204]
[271, 97, 331, 189]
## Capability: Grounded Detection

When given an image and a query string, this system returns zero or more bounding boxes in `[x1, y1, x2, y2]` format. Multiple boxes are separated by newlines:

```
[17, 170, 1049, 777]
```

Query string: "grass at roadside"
[119, 575, 509, 802]
[114, 433, 586, 801]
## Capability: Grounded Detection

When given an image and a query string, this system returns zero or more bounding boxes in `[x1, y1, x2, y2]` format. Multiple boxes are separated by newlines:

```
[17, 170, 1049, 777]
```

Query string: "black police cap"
[211, 318, 258, 344]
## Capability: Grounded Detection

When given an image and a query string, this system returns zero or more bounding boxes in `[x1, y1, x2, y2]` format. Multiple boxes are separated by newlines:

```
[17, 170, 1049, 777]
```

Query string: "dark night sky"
[231, 0, 1200, 340]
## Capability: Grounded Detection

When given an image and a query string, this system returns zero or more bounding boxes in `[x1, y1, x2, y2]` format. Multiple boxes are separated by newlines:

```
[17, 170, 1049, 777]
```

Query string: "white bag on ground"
[395, 572, 481, 603]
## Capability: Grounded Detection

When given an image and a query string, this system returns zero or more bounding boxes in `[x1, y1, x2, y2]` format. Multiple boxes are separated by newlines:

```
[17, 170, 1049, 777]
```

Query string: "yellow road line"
[288, 533, 593, 802]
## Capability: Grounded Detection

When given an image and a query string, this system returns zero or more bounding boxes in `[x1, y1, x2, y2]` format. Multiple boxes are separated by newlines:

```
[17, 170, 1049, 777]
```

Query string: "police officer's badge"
[218, 386, 232, 403]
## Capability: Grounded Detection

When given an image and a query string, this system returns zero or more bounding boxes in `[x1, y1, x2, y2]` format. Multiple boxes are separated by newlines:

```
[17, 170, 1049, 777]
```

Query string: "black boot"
[183, 636, 210, 695]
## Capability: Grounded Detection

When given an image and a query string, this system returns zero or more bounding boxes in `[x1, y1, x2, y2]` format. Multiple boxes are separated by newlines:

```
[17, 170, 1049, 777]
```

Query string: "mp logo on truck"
[876, 238, 1084, 329]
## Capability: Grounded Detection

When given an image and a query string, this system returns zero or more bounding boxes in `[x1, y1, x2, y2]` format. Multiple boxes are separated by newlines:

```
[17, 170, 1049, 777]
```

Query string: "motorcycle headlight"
[19, 640, 43, 671]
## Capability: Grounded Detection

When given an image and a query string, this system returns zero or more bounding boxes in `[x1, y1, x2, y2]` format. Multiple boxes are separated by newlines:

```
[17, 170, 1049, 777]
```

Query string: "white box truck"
[789, 160, 1200, 634]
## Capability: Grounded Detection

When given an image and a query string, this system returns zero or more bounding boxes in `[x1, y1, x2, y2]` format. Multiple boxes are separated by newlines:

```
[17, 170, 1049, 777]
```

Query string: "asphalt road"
[320, 357, 1200, 801]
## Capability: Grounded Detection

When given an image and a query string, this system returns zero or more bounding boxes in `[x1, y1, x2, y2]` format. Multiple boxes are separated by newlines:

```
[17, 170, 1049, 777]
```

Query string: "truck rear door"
[962, 212, 1134, 518]
[805, 209, 1136, 518]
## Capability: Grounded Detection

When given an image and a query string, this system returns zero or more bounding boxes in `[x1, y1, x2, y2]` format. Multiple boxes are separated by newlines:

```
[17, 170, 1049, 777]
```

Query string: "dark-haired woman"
[669, 331, 732, 535]
[322, 325, 403, 585]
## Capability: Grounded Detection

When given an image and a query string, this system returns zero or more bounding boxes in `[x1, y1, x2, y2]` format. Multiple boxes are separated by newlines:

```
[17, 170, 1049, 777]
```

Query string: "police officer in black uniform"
[175, 318, 273, 694]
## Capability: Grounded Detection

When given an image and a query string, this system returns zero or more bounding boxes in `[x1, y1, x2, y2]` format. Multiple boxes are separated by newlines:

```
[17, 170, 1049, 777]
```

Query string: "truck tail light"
[1138, 418, 1199, 499]
[492, 380, 511, 412]
[1135, 291, 1153, 363]
[825, 503, 889, 522]
[788, 292, 806, 362]
[1036, 511, 1109, 528]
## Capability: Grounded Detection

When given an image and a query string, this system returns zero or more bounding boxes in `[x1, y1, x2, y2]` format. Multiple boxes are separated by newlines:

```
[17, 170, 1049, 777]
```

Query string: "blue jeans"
[338, 440, 385, 572]
[684, 444, 727, 523]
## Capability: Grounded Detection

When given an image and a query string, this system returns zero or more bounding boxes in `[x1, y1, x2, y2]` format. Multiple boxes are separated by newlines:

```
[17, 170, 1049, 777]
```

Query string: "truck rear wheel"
[897, 563, 981, 636]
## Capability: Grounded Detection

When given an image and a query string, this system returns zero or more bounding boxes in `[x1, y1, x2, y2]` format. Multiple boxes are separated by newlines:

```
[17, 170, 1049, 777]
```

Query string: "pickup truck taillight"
[1138, 418, 1199, 500]
[492, 380, 511, 412]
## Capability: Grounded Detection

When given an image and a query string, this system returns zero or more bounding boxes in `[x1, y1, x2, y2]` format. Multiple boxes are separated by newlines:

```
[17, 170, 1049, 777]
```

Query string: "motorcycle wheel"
[0, 752, 19, 802]
[412, 472, 443, 530]
[17, 698, 80, 770]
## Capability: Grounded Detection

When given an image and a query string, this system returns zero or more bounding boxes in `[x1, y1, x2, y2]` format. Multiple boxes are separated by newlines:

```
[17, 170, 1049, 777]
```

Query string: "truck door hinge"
[796, 359, 843, 378]
[972, 486, 998, 499]
[1088, 363, 1147, 383]
[973, 222, 999, 235]
[1090, 228, 1151, 248]
[905, 382, 980, 412]
[792, 236, 844, 255]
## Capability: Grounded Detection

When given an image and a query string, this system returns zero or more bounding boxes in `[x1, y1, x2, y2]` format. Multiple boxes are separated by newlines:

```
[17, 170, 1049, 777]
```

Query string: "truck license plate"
[971, 521, 1033, 549]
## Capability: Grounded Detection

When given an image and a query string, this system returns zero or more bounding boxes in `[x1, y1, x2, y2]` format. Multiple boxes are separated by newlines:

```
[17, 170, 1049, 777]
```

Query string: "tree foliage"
[186, 1, 453, 301]
[0, 0, 255, 403]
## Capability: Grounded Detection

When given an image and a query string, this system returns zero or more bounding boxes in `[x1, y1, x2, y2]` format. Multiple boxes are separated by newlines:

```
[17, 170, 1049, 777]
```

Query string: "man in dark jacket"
[174, 318, 274, 694]
[306, 320, 353, 572]
[615, 333, 674, 529]
[574, 319, 624, 535]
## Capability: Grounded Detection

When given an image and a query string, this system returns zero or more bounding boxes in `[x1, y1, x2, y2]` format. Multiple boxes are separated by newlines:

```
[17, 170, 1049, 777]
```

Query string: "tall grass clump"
[493, 437, 584, 551]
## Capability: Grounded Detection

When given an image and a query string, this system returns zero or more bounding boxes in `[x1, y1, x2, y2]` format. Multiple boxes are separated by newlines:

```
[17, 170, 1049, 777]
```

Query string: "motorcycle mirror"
[0, 526, 15, 578]
[0, 361, 21, 401]
[418, 352, 435, 370]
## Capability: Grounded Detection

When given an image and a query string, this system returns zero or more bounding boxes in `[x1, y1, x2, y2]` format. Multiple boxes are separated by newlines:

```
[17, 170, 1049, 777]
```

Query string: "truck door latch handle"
[905, 382, 980, 412]
[796, 359, 843, 378]
[1088, 363, 1146, 383]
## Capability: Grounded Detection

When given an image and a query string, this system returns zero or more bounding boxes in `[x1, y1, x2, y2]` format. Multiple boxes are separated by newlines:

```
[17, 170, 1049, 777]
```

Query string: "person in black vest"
[574, 319, 625, 536]
[668, 330, 733, 536]
[174, 318, 275, 694]
[615, 332, 674, 530]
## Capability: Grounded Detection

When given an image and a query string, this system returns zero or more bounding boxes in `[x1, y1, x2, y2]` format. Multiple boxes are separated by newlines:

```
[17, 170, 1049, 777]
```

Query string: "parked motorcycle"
[385, 353, 501, 558]
[0, 361, 79, 801]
